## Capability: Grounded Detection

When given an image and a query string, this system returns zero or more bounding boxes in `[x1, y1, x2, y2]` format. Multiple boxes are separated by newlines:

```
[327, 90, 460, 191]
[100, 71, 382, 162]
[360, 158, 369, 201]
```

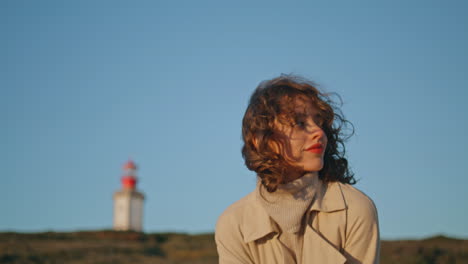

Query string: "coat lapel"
[301, 225, 347, 264]
[301, 181, 347, 263]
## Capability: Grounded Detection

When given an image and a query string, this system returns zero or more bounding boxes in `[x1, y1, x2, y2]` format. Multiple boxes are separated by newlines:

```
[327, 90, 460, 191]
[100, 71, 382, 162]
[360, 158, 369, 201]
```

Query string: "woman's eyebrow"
[294, 112, 308, 119]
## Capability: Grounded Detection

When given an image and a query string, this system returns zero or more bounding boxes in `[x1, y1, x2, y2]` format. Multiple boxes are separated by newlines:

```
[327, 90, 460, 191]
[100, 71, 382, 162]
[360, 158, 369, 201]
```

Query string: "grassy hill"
[1, 231, 467, 264]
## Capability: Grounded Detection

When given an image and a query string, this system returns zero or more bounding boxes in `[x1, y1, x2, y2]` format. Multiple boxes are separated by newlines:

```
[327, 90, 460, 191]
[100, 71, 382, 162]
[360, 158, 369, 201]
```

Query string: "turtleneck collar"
[256, 173, 322, 233]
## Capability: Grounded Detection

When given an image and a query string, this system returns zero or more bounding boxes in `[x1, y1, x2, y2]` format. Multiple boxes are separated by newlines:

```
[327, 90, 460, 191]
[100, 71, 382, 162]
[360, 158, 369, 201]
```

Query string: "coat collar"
[242, 180, 347, 243]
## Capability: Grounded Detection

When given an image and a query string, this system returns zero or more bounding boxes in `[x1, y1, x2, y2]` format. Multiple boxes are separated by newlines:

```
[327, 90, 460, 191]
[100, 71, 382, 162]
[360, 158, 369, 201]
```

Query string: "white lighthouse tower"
[113, 160, 145, 232]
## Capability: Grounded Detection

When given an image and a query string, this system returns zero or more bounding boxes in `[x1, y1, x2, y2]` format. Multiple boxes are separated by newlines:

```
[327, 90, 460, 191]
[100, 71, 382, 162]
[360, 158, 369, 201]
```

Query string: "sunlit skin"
[269, 97, 328, 183]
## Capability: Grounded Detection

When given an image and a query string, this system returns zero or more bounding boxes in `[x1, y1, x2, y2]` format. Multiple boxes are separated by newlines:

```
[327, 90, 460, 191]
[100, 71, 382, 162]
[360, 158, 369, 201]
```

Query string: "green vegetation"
[0, 231, 216, 264]
[0, 231, 466, 264]
[381, 235, 468, 264]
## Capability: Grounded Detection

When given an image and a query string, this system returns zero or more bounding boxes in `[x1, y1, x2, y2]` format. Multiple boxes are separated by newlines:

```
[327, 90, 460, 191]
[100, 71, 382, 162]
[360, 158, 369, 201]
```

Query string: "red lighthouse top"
[121, 160, 138, 190]
[123, 160, 137, 170]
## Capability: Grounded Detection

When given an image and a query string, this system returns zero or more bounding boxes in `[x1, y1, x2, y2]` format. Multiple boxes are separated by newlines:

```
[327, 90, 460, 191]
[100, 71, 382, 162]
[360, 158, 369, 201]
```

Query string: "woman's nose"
[310, 128, 325, 141]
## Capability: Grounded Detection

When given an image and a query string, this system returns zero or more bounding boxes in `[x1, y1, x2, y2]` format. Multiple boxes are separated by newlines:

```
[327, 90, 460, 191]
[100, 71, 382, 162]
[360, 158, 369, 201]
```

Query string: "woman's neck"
[284, 170, 319, 183]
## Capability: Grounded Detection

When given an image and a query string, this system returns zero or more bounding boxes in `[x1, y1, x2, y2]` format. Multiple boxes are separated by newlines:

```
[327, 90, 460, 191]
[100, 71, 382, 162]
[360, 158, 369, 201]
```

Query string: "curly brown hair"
[241, 75, 356, 192]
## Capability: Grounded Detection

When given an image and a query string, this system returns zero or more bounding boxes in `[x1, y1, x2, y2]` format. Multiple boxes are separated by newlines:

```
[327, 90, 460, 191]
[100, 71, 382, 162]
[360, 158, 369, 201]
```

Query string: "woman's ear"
[268, 138, 282, 155]
[252, 137, 259, 151]
[252, 137, 259, 150]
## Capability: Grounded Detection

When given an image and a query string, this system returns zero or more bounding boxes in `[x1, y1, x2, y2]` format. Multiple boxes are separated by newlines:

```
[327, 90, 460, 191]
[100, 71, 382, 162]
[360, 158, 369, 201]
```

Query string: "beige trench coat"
[215, 181, 380, 264]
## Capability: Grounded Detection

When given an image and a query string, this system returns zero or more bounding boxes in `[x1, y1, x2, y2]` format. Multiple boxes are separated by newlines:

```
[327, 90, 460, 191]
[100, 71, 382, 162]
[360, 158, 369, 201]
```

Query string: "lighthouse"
[113, 160, 145, 232]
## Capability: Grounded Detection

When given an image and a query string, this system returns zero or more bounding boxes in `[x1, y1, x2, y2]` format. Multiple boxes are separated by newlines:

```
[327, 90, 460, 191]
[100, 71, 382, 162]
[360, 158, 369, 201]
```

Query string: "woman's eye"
[314, 115, 324, 127]
[295, 120, 307, 128]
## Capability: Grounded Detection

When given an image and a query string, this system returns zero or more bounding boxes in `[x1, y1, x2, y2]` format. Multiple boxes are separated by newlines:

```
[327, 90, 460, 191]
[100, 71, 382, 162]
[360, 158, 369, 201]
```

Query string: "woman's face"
[270, 96, 328, 176]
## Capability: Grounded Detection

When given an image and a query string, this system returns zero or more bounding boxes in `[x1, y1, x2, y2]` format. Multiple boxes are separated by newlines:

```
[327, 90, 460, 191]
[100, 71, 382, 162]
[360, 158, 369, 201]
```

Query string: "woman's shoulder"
[215, 191, 265, 263]
[215, 191, 262, 245]
[215, 189, 274, 244]
[335, 182, 378, 221]
[334, 182, 380, 262]
[217, 191, 257, 225]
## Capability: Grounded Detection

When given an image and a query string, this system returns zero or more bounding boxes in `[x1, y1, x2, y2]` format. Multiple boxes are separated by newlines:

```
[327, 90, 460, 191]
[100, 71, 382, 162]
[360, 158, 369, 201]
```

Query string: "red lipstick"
[305, 143, 324, 154]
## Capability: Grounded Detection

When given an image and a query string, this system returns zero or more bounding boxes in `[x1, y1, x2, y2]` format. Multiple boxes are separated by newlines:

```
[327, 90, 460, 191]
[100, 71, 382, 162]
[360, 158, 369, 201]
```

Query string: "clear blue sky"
[2, 0, 467, 240]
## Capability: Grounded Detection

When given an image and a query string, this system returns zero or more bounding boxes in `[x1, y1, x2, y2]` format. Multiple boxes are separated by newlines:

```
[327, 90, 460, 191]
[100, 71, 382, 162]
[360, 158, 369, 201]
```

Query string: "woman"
[215, 75, 380, 264]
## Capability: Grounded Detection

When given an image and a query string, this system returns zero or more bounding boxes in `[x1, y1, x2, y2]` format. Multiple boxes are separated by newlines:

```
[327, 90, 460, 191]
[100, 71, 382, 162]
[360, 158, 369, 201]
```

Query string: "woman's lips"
[305, 143, 324, 154]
